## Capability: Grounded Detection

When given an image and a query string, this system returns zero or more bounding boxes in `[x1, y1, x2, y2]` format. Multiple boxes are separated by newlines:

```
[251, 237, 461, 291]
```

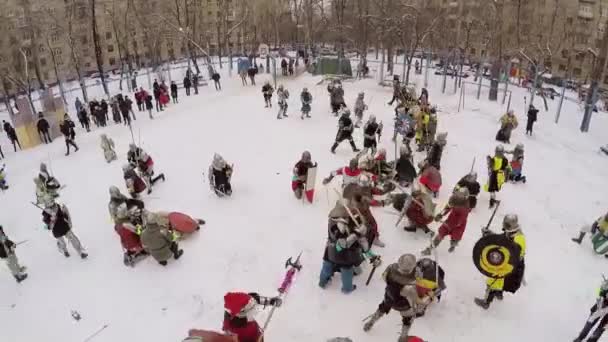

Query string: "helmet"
[359, 174, 371, 187]
[508, 109, 514, 115]
[419, 257, 433, 269]
[399, 145, 410, 156]
[301, 151, 311, 162]
[515, 143, 524, 151]
[397, 254, 417, 274]
[358, 92, 364, 98]
[303, 87, 308, 92]
[397, 107, 406, 115]
[109, 186, 122, 199]
[430, 106, 437, 114]
[342, 108, 351, 116]
[454, 186, 470, 198]
[349, 158, 358, 170]
[369, 115, 376, 122]
[40, 163, 48, 172]
[377, 148, 387, 157]
[467, 171, 478, 181]
[278, 84, 284, 90]
[495, 144, 505, 154]
[122, 164, 133, 172]
[129, 143, 137, 151]
[212, 153, 226, 170]
[502, 214, 520, 233]
[116, 203, 128, 219]
[101, 134, 108, 141]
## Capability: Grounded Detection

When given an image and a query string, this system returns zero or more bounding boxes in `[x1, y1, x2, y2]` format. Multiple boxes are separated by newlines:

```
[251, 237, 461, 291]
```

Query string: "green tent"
[312, 57, 353, 76]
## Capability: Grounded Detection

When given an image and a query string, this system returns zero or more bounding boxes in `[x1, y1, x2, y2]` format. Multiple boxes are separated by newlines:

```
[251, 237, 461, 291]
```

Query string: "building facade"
[0, 0, 240, 95]
[439, 0, 608, 87]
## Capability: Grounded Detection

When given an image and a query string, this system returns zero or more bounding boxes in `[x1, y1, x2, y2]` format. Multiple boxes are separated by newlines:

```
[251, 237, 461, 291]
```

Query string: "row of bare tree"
[1, 0, 606, 113]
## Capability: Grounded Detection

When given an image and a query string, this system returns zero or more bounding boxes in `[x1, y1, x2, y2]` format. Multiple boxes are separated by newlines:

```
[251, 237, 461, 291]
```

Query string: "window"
[108, 44, 114, 52]
[180, 46, 186, 54]
[573, 67, 582, 76]
[39, 45, 46, 53]
[470, 48, 476, 55]
[580, 5, 593, 16]
[603, 8, 608, 18]
[133, 41, 138, 48]
[51, 33, 59, 43]
[561, 49, 568, 58]
[604, 75, 608, 84]
[40, 57, 47, 66]
[109, 57, 116, 65]
[558, 64, 566, 71]
[81, 35, 88, 45]
[575, 53, 585, 61]
[43, 72, 49, 80]
[106, 31, 112, 40]
[56, 55, 64, 65]
[167, 41, 173, 48]
[85, 62, 91, 67]
[599, 23, 606, 35]
[53, 48, 62, 57]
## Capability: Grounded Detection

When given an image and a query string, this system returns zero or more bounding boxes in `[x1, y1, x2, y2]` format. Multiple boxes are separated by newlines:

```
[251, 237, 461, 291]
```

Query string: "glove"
[322, 177, 332, 185]
[269, 297, 282, 307]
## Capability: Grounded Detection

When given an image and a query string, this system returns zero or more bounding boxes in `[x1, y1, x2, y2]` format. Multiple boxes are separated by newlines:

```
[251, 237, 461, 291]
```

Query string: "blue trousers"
[319, 260, 355, 293]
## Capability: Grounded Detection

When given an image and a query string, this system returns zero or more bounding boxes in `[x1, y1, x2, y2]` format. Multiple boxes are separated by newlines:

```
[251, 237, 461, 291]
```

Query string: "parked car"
[536, 87, 560, 99]
[434, 67, 470, 78]
[89, 71, 110, 79]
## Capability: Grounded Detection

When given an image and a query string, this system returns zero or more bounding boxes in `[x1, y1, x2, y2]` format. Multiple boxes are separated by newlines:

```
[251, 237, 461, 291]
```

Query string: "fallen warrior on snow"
[209, 154, 233, 197]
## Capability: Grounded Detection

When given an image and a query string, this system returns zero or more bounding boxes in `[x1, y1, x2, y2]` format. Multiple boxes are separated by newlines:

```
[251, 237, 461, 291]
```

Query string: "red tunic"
[114, 224, 143, 252]
[437, 205, 471, 241]
[222, 319, 262, 342]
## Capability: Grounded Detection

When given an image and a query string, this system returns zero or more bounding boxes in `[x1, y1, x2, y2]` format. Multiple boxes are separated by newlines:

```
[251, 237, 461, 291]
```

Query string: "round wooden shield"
[472, 233, 520, 278]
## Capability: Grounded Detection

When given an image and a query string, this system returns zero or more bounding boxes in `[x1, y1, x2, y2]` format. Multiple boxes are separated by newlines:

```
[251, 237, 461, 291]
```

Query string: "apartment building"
[441, 0, 608, 86]
[0, 0, 239, 94]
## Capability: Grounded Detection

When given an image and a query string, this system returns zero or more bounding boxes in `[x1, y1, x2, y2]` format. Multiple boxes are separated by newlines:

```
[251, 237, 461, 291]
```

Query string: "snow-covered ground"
[1, 60, 607, 342]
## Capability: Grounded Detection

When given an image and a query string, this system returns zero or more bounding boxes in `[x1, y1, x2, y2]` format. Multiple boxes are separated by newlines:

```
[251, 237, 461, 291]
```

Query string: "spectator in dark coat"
[183, 77, 192, 96]
[2, 121, 21, 152]
[193, 74, 199, 95]
[212, 72, 221, 91]
[247, 66, 257, 85]
[125, 95, 136, 121]
[36, 113, 52, 143]
[289, 59, 294, 76]
[170, 81, 178, 103]
[153, 80, 163, 112]
[526, 105, 539, 136]
[281, 59, 288, 76]
[59, 114, 79, 156]
[78, 108, 90, 132]
[100, 99, 109, 122]
[145, 95, 154, 119]
[119, 98, 131, 126]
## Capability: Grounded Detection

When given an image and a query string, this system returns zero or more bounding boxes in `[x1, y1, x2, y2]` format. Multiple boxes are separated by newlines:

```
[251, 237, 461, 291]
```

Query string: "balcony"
[579, 0, 596, 3]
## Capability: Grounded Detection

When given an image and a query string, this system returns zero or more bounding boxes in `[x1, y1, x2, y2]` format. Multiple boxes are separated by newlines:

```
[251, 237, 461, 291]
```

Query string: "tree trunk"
[91, 0, 110, 98]
[217, 22, 223, 68]
[47, 39, 67, 106]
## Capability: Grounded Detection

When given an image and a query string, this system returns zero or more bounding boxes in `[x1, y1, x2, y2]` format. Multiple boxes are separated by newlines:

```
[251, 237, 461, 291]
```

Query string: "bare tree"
[65, 0, 90, 104]
[90, 0, 110, 98]
[393, 3, 442, 86]
[216, 0, 249, 70]
[19, 0, 46, 90]
[38, 8, 68, 105]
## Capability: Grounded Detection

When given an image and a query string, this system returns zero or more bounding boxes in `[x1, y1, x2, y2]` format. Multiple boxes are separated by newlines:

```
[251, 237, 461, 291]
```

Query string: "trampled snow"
[1, 60, 607, 342]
